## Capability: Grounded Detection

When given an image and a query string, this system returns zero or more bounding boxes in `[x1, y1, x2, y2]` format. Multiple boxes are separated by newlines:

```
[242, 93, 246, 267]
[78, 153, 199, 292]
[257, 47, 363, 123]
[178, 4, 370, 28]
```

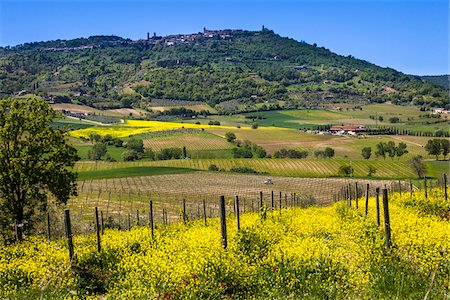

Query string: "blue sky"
[0, 0, 448, 75]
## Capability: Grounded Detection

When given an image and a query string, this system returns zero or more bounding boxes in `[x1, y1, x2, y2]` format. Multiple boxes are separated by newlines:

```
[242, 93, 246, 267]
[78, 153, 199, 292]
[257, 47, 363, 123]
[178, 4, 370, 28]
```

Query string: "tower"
[147, 32, 150, 40]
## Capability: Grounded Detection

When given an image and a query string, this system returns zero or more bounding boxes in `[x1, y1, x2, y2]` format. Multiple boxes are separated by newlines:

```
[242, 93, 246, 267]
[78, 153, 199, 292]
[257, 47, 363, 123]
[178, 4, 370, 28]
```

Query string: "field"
[75, 158, 430, 179]
[2, 188, 448, 299]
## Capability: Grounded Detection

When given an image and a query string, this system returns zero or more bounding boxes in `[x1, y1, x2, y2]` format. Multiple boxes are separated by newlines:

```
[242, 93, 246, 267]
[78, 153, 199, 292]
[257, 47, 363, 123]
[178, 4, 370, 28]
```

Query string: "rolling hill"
[0, 28, 448, 114]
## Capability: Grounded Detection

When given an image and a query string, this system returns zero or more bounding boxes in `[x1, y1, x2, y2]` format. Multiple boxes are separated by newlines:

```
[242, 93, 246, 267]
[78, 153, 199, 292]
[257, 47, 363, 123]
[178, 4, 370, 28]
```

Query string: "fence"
[6, 174, 448, 254]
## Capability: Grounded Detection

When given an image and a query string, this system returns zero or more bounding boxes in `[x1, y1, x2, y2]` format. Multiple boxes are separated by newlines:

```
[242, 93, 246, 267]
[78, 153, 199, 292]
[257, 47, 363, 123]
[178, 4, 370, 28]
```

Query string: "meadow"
[1, 187, 448, 299]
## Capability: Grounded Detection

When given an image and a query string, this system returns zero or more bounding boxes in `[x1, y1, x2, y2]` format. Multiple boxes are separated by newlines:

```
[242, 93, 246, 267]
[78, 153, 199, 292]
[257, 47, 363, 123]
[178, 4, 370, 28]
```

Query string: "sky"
[0, 0, 448, 75]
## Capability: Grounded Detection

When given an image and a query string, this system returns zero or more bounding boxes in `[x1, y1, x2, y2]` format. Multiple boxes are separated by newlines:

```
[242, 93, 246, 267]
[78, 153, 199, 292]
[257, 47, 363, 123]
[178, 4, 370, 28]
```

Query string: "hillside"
[421, 75, 450, 90]
[0, 28, 448, 113]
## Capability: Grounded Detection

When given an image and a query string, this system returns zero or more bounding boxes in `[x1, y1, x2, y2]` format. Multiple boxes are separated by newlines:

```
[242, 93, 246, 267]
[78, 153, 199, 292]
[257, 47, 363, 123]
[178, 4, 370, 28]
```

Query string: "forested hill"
[420, 75, 449, 90]
[0, 29, 448, 113]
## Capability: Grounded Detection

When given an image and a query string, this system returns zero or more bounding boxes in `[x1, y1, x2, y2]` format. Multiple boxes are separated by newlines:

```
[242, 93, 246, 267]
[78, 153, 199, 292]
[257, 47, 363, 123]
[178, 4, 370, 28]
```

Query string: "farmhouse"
[329, 125, 368, 135]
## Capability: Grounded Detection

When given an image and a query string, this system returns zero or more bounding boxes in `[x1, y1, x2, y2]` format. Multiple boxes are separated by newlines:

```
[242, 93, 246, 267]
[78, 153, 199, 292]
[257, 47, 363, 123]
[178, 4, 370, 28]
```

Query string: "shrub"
[122, 150, 142, 161]
[229, 166, 258, 174]
[225, 132, 237, 142]
[338, 165, 352, 177]
[208, 164, 219, 171]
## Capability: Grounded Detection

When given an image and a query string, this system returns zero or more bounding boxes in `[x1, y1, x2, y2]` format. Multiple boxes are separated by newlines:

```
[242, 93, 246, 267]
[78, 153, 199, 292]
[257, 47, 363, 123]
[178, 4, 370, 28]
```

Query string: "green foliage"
[1, 30, 447, 111]
[156, 147, 183, 160]
[122, 150, 142, 161]
[408, 155, 427, 178]
[388, 116, 400, 123]
[367, 165, 377, 177]
[229, 166, 258, 174]
[126, 138, 144, 153]
[72, 250, 120, 296]
[273, 148, 308, 159]
[361, 147, 372, 159]
[425, 139, 449, 160]
[338, 165, 353, 177]
[208, 164, 219, 171]
[225, 132, 236, 142]
[323, 147, 335, 158]
[88, 143, 107, 160]
[0, 98, 78, 241]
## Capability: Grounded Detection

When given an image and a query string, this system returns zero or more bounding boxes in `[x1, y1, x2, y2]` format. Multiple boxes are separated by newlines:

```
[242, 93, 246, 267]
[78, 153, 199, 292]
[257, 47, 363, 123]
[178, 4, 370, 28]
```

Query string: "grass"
[76, 145, 126, 161]
[73, 158, 446, 179]
[77, 166, 197, 180]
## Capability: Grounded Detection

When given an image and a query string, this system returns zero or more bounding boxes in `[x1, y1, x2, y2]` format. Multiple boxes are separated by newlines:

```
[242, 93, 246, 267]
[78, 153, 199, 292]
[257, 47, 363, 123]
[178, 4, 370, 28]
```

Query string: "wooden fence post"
[355, 182, 359, 209]
[382, 189, 391, 248]
[375, 188, 380, 226]
[203, 199, 207, 225]
[219, 196, 227, 249]
[284, 194, 287, 208]
[95, 207, 101, 252]
[64, 209, 74, 263]
[235, 196, 240, 231]
[100, 211, 104, 235]
[127, 213, 131, 231]
[279, 191, 282, 209]
[444, 173, 448, 201]
[398, 180, 402, 195]
[182, 199, 187, 224]
[271, 191, 274, 210]
[409, 179, 413, 198]
[149, 200, 154, 239]
[259, 191, 263, 210]
[46, 211, 51, 242]
[424, 177, 428, 199]
[365, 184, 369, 216]
[136, 209, 140, 226]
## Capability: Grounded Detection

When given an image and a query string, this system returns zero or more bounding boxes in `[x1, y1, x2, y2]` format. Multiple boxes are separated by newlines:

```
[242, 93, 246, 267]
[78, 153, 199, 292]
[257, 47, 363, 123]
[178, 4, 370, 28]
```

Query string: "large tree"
[425, 139, 442, 160]
[0, 98, 78, 241]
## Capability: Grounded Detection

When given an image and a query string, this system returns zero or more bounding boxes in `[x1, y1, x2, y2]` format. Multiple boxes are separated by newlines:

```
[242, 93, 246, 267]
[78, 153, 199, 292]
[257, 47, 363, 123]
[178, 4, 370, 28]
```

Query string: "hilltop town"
[32, 28, 249, 52]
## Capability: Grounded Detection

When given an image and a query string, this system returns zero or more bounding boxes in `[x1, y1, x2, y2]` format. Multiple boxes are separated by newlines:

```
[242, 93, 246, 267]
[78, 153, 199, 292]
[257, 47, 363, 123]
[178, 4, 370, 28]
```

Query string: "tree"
[441, 139, 449, 160]
[367, 165, 377, 177]
[338, 165, 352, 177]
[0, 98, 78, 241]
[385, 141, 396, 160]
[425, 139, 442, 160]
[375, 142, 386, 159]
[88, 143, 107, 160]
[361, 147, 372, 159]
[396, 142, 408, 158]
[408, 155, 427, 178]
[225, 132, 237, 142]
[126, 138, 144, 154]
[323, 147, 335, 158]
[122, 150, 141, 161]
[388, 117, 400, 123]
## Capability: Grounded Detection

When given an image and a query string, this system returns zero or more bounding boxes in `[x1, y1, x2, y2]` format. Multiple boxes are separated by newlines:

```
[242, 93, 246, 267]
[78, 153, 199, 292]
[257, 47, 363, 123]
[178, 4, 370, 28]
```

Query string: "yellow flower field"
[0, 188, 448, 299]
[70, 119, 285, 138]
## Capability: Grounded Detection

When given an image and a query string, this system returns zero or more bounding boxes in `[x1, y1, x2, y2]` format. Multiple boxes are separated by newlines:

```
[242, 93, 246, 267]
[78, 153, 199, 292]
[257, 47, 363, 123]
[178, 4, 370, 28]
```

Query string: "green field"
[179, 103, 449, 134]
[74, 158, 448, 179]
[77, 166, 197, 180]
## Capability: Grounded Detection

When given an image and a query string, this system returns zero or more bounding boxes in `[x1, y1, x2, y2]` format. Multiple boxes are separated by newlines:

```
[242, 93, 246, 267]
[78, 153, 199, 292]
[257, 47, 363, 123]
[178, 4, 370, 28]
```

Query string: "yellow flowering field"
[70, 120, 284, 138]
[0, 188, 448, 299]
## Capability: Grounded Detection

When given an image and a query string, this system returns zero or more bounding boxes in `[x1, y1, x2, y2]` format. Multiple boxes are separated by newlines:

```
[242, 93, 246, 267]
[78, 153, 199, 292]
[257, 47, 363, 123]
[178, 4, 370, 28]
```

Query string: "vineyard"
[142, 131, 230, 151]
[75, 158, 419, 178]
[1, 187, 448, 299]
[62, 173, 398, 231]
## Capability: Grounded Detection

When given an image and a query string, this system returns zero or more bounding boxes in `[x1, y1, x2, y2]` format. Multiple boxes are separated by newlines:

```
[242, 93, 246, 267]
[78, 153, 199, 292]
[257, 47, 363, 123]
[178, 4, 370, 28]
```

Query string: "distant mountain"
[420, 75, 449, 90]
[0, 28, 448, 113]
